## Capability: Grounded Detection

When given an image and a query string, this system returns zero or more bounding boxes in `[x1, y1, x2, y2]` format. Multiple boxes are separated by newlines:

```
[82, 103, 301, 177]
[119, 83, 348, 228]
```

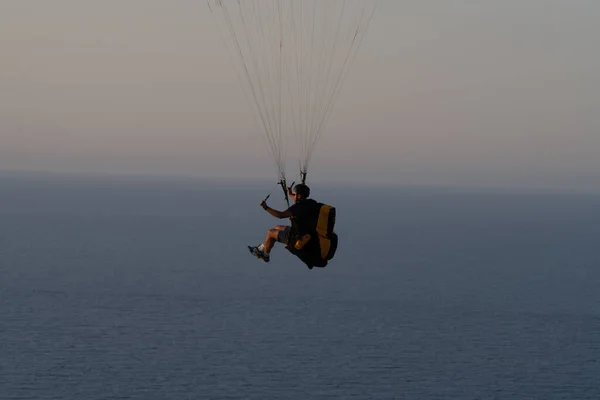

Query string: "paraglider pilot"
[248, 184, 315, 263]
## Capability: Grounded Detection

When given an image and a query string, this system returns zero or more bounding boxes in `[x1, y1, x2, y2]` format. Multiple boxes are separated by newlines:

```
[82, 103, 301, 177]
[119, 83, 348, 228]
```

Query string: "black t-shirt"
[287, 199, 319, 236]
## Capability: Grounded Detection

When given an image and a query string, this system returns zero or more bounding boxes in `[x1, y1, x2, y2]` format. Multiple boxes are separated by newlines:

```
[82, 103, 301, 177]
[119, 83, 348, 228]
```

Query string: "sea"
[1, 175, 599, 400]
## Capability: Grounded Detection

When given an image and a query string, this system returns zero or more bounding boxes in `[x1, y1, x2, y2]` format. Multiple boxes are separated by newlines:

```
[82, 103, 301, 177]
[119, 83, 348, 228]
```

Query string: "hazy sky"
[1, 0, 600, 190]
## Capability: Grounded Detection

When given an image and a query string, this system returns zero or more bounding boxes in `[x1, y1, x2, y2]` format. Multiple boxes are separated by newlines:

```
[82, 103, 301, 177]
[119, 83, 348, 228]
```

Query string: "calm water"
[1, 176, 599, 399]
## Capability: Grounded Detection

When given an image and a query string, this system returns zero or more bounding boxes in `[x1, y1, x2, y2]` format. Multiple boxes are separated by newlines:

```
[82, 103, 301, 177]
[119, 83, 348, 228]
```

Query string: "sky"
[1, 0, 600, 191]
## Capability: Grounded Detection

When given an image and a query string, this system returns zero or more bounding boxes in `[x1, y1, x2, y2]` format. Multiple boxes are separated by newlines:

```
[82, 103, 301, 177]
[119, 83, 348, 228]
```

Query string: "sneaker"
[248, 246, 270, 263]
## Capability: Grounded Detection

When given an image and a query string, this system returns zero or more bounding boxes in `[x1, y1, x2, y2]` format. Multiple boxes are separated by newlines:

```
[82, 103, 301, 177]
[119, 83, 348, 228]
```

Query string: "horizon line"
[1, 168, 599, 196]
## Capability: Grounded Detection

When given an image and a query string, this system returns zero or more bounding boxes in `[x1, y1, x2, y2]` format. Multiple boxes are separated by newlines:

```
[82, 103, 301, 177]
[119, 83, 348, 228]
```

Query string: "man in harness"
[248, 184, 336, 269]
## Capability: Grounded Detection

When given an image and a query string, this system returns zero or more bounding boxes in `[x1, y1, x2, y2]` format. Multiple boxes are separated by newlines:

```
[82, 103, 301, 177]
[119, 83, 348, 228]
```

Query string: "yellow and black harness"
[286, 202, 338, 269]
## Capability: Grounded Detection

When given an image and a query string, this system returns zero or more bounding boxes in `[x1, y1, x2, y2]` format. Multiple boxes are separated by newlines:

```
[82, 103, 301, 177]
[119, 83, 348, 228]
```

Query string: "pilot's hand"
[260, 200, 268, 210]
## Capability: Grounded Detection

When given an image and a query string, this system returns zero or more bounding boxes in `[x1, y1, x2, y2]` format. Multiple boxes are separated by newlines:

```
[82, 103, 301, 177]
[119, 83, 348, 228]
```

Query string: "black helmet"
[294, 184, 310, 199]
